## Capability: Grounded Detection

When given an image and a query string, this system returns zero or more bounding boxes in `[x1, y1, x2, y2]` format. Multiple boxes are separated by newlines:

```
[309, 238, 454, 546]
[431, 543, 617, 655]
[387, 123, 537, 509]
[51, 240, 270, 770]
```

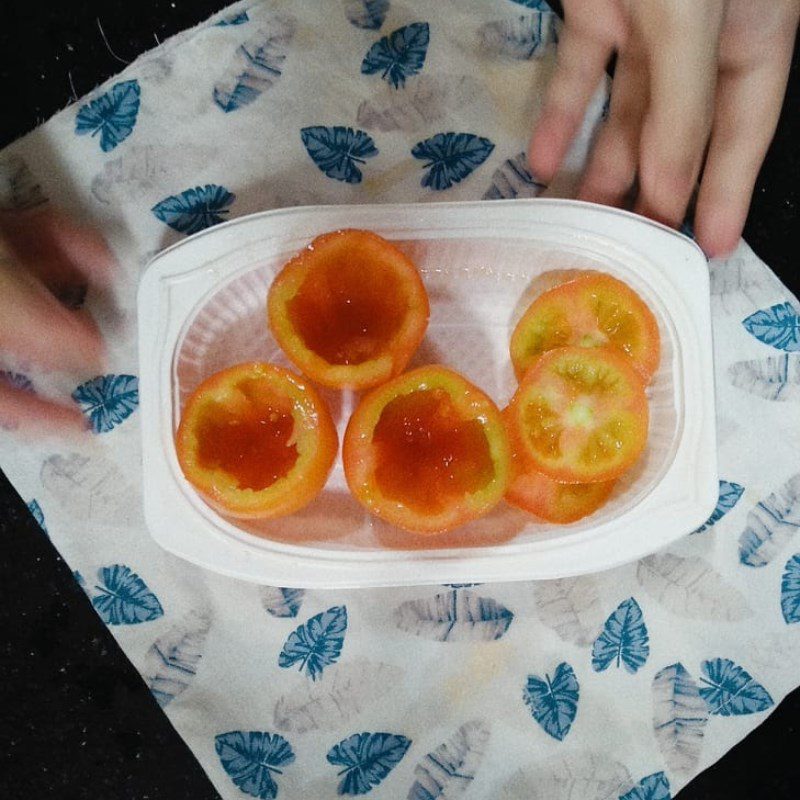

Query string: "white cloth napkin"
[2, 2, 800, 798]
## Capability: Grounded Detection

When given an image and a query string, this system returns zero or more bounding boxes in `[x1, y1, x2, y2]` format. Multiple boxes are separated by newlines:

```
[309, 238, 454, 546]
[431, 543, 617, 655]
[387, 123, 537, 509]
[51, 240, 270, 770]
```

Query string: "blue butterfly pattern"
[215, 731, 295, 800]
[523, 661, 579, 741]
[152, 184, 236, 234]
[91, 565, 164, 625]
[361, 22, 430, 88]
[72, 374, 139, 434]
[279, 605, 347, 680]
[327, 732, 411, 795]
[300, 126, 378, 184]
[412, 132, 495, 190]
[698, 658, 773, 716]
[592, 597, 650, 674]
[75, 79, 140, 152]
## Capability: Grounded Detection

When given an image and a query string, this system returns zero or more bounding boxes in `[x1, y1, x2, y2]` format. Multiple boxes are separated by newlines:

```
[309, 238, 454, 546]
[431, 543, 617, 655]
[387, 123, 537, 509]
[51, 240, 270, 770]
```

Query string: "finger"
[695, 54, 796, 256]
[528, 17, 616, 182]
[0, 261, 104, 373]
[0, 207, 114, 304]
[578, 50, 649, 207]
[0, 382, 88, 435]
[634, 2, 725, 228]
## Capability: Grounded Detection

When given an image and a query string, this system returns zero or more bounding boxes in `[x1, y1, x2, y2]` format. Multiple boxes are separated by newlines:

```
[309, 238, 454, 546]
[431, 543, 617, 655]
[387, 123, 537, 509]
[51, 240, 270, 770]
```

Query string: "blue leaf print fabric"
[698, 658, 774, 716]
[523, 661, 579, 741]
[152, 184, 236, 234]
[780, 554, 800, 624]
[407, 720, 489, 800]
[279, 605, 347, 680]
[300, 126, 378, 184]
[213, 17, 295, 112]
[394, 589, 513, 641]
[729, 354, 800, 402]
[692, 480, 745, 533]
[592, 598, 650, 674]
[742, 302, 800, 351]
[215, 731, 295, 800]
[145, 610, 211, 707]
[326, 732, 411, 795]
[412, 132, 495, 190]
[361, 22, 430, 88]
[216, 10, 250, 26]
[262, 587, 305, 618]
[510, 0, 553, 8]
[620, 772, 671, 800]
[483, 151, 545, 199]
[345, 0, 390, 30]
[71, 374, 139, 434]
[0, 370, 34, 392]
[75, 79, 140, 152]
[478, 13, 556, 60]
[26, 499, 47, 534]
[738, 474, 800, 567]
[91, 565, 164, 625]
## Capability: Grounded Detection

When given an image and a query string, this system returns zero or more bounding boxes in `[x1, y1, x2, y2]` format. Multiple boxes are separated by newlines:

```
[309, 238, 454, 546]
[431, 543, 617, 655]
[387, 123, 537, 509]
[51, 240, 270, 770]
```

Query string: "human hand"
[528, 0, 800, 256]
[0, 207, 110, 433]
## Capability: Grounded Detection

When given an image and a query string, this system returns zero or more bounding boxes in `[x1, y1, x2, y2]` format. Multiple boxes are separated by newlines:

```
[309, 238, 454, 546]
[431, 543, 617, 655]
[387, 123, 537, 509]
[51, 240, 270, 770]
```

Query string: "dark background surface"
[1, 1, 798, 798]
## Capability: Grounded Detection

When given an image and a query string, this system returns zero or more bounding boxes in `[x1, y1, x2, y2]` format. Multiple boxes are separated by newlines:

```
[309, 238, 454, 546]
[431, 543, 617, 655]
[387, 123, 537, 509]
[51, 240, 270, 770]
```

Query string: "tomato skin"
[506, 346, 649, 484]
[268, 229, 429, 390]
[176, 362, 338, 520]
[343, 365, 511, 535]
[511, 273, 661, 382]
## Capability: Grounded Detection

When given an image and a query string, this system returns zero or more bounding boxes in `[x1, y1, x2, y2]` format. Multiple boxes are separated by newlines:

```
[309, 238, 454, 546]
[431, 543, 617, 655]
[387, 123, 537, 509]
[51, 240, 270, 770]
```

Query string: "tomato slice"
[268, 229, 430, 390]
[511, 273, 661, 381]
[343, 365, 510, 534]
[175, 362, 338, 519]
[503, 406, 615, 522]
[506, 346, 649, 483]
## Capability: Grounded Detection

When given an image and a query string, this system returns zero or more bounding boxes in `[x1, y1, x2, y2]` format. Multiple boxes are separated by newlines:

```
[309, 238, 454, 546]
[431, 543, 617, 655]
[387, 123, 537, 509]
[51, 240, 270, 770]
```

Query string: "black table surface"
[1, 2, 798, 798]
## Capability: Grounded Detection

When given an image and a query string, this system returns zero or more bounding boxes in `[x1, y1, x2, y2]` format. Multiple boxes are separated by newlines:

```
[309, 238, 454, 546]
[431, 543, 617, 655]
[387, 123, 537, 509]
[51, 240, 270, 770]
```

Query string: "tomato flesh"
[373, 389, 496, 516]
[268, 229, 429, 389]
[176, 362, 337, 519]
[196, 388, 298, 492]
[508, 346, 648, 483]
[287, 244, 407, 366]
[343, 365, 510, 534]
[511, 273, 660, 381]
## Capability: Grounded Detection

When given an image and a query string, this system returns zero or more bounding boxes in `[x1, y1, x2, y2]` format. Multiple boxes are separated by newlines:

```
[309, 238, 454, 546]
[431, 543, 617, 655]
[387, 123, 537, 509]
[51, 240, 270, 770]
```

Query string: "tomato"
[503, 406, 615, 522]
[343, 365, 510, 534]
[175, 362, 338, 519]
[506, 346, 649, 484]
[268, 229, 429, 390]
[511, 273, 661, 382]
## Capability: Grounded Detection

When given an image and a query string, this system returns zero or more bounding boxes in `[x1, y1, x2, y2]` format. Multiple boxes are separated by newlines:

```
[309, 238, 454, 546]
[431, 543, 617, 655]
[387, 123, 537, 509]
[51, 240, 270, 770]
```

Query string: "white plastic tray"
[138, 199, 717, 587]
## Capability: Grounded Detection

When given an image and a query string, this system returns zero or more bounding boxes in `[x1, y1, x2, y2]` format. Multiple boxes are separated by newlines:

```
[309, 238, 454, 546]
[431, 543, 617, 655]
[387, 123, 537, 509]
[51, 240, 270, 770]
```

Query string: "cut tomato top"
[267, 229, 430, 390]
[175, 362, 338, 519]
[343, 365, 511, 534]
[506, 346, 649, 484]
[511, 273, 661, 382]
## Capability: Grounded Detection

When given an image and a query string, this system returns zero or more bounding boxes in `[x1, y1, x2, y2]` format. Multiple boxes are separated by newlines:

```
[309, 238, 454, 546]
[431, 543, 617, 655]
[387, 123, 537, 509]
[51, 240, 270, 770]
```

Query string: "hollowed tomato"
[175, 362, 337, 519]
[511, 273, 661, 382]
[343, 365, 511, 534]
[506, 346, 649, 484]
[267, 229, 429, 390]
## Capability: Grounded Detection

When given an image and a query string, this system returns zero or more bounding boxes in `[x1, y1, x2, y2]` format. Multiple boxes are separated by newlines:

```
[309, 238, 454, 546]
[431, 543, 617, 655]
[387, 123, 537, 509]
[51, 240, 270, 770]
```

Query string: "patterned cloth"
[2, 2, 800, 798]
